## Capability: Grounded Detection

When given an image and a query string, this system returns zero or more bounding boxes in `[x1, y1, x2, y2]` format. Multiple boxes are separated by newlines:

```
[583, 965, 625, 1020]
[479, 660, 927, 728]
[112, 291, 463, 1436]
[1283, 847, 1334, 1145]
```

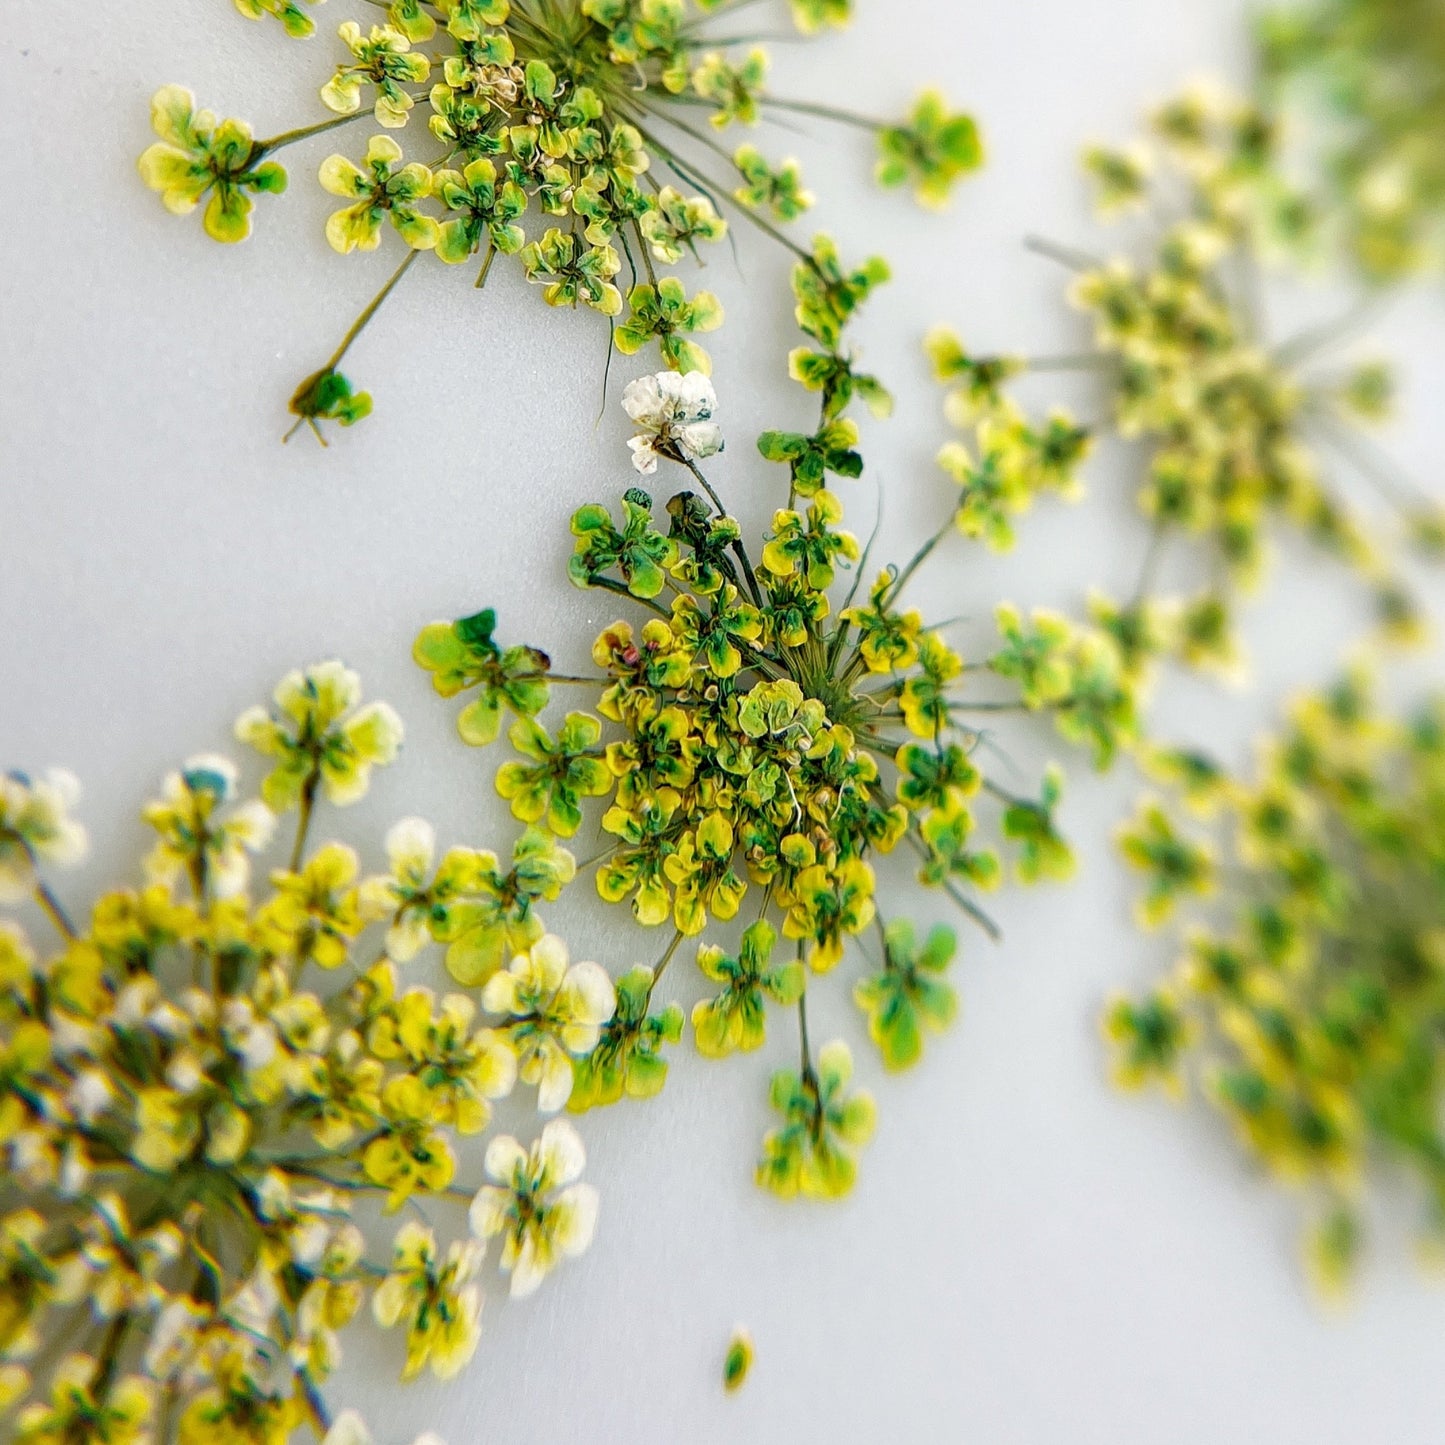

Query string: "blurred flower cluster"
[0, 663, 606, 1442]
[1258, 0, 1445, 279]
[1107, 670, 1445, 1291]
[1007, 84, 1443, 693]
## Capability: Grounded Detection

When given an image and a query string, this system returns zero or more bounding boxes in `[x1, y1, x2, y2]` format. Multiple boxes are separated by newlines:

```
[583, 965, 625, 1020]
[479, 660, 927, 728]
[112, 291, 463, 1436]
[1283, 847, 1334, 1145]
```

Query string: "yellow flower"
[372, 1221, 482, 1381]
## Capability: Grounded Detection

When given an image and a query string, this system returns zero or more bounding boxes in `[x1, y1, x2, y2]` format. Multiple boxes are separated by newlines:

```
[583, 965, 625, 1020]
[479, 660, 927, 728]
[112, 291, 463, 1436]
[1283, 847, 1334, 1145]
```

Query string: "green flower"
[787, 0, 851, 33]
[876, 91, 984, 207]
[569, 964, 684, 1110]
[793, 236, 890, 351]
[568, 489, 678, 599]
[691, 920, 804, 1057]
[518, 228, 622, 315]
[233, 0, 323, 38]
[1082, 144, 1152, 216]
[1117, 800, 1214, 928]
[894, 742, 980, 814]
[321, 23, 431, 128]
[413, 607, 551, 746]
[615, 280, 724, 376]
[436, 0, 511, 41]
[234, 660, 403, 811]
[762, 490, 859, 590]
[640, 186, 727, 264]
[1103, 989, 1189, 1094]
[916, 803, 1001, 893]
[439, 827, 576, 985]
[854, 919, 958, 1070]
[692, 49, 768, 128]
[434, 158, 528, 267]
[319, 134, 439, 252]
[138, 86, 286, 243]
[286, 367, 373, 444]
[495, 713, 611, 836]
[757, 1040, 875, 1200]
[757, 418, 861, 498]
[1000, 767, 1075, 882]
[783, 859, 875, 973]
[733, 145, 813, 220]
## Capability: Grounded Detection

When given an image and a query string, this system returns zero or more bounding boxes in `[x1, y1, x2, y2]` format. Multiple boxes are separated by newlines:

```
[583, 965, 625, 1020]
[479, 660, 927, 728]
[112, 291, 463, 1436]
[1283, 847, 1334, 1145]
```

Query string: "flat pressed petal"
[552, 1182, 599, 1256]
[538, 1117, 586, 1185]
[482, 1134, 526, 1184]
[467, 1184, 509, 1239]
[319, 154, 370, 198]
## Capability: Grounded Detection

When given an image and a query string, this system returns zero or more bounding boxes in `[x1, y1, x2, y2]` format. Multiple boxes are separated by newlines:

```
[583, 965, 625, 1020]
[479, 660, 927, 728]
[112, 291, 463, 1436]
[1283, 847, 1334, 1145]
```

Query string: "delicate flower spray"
[1257, 0, 1445, 280]
[940, 83, 1443, 716]
[1105, 669, 1445, 1294]
[137, 0, 982, 440]
[0, 661, 611, 1442]
[414, 240, 1106, 1201]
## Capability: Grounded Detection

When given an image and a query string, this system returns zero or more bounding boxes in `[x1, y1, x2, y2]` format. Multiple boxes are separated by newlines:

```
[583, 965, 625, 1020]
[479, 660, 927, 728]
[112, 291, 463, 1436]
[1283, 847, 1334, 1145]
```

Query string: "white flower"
[141, 754, 274, 900]
[0, 769, 87, 903]
[323, 1411, 372, 1445]
[481, 935, 615, 1112]
[468, 1119, 599, 1299]
[622, 370, 723, 474]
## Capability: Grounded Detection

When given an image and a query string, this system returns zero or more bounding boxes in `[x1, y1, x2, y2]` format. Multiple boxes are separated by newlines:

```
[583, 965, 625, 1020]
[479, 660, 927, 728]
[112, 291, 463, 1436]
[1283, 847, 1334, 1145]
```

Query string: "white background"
[5, 1, 1445, 1440]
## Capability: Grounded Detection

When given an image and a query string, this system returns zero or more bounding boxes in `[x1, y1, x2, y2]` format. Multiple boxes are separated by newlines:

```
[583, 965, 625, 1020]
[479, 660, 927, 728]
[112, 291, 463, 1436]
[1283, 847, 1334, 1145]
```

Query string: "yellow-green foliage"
[0, 664, 607, 1443]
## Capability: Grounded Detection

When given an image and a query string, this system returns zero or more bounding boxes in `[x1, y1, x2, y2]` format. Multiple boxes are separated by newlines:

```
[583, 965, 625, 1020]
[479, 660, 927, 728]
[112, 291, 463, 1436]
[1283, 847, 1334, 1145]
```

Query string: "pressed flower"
[468, 1119, 598, 1298]
[416, 247, 1089, 1203]
[235, 660, 403, 812]
[623, 371, 724, 475]
[146, 2, 979, 435]
[481, 935, 615, 1111]
[138, 86, 286, 243]
[373, 1222, 483, 1381]
[0, 771, 87, 904]
[320, 135, 439, 253]
[757, 1040, 875, 1200]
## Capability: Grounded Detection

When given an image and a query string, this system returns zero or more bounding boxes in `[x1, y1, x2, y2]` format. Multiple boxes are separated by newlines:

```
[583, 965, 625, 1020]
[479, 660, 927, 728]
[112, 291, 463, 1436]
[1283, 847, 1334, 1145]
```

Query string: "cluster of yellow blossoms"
[1108, 669, 1445, 1290]
[414, 236, 1107, 1200]
[0, 663, 606, 1442]
[1041, 84, 1441, 686]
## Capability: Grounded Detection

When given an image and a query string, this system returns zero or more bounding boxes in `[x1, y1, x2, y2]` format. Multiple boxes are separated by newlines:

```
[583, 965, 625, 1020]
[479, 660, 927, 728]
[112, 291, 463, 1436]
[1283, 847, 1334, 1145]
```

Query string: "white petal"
[538, 1117, 586, 1185]
[535, 1044, 574, 1114]
[467, 1186, 509, 1241]
[553, 1183, 599, 1257]
[483, 1134, 527, 1185]
[386, 816, 436, 879]
[508, 1236, 547, 1299]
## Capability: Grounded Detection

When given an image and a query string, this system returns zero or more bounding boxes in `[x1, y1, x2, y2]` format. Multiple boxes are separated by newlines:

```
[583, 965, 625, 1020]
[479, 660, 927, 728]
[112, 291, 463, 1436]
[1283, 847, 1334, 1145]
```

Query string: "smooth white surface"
[5, 2, 1445, 1441]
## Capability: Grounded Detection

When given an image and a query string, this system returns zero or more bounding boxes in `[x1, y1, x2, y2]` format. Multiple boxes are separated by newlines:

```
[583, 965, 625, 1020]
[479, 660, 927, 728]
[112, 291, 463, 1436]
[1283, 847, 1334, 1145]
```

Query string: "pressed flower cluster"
[414, 241, 1097, 1201]
[1021, 84, 1442, 689]
[1258, 0, 1445, 279]
[138, 0, 982, 438]
[1106, 670, 1445, 1292]
[0, 662, 609, 1443]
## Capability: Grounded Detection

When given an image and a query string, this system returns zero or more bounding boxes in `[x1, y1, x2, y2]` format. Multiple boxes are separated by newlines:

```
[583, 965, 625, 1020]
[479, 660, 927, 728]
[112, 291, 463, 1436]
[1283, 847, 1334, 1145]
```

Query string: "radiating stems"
[760, 97, 887, 133]
[885, 512, 955, 609]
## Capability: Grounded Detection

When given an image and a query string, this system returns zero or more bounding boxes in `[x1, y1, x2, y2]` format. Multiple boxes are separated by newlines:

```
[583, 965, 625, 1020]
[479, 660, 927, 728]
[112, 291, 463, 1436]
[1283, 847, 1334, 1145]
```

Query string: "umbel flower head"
[0, 661, 606, 1439]
[1257, 0, 1445, 279]
[138, 1, 983, 437]
[416, 241, 1103, 1201]
[1106, 669, 1445, 1295]
[1008, 82, 1442, 705]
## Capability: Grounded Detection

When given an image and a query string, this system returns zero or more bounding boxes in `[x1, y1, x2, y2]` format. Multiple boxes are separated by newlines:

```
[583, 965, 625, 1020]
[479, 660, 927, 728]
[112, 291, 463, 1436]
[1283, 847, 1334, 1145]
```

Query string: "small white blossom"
[468, 1118, 599, 1298]
[0, 769, 87, 903]
[622, 370, 724, 475]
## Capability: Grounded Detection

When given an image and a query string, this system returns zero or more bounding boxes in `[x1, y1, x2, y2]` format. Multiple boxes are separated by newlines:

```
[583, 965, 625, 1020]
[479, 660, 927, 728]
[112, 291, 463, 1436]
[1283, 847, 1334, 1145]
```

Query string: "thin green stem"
[885, 512, 955, 608]
[32, 877, 77, 941]
[256, 110, 373, 155]
[760, 96, 887, 132]
[326, 249, 422, 373]
[289, 773, 320, 874]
